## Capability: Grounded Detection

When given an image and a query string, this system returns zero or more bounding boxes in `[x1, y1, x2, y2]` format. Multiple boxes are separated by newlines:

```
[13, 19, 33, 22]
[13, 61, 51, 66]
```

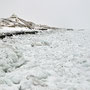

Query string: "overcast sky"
[0, 0, 90, 29]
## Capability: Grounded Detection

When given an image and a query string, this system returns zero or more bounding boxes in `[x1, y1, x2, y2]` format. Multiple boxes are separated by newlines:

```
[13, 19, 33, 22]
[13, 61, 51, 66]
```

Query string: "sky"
[0, 0, 90, 29]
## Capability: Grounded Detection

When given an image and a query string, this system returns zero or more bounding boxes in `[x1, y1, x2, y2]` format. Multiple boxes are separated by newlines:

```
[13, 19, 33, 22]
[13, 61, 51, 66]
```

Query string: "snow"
[0, 27, 31, 33]
[0, 28, 90, 90]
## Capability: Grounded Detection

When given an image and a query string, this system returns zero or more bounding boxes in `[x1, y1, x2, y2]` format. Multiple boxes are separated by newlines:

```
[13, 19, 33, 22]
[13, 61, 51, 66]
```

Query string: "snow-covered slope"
[0, 14, 35, 29]
[0, 14, 59, 30]
[0, 28, 90, 90]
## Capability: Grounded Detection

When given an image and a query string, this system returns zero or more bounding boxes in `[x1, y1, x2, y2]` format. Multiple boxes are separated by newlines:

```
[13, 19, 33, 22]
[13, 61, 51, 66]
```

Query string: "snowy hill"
[0, 28, 90, 90]
[0, 14, 35, 29]
[0, 14, 59, 30]
[0, 14, 60, 39]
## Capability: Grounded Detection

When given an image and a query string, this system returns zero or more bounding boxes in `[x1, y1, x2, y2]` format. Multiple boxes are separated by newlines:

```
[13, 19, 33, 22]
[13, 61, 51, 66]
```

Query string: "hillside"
[0, 14, 59, 30]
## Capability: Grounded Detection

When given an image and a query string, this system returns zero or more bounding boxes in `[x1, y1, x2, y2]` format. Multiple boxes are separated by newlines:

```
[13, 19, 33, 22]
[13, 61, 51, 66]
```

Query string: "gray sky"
[0, 0, 90, 29]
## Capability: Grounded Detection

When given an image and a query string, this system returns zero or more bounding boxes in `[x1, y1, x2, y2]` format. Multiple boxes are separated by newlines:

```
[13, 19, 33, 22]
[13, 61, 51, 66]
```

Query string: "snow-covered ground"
[0, 27, 31, 33]
[0, 28, 90, 90]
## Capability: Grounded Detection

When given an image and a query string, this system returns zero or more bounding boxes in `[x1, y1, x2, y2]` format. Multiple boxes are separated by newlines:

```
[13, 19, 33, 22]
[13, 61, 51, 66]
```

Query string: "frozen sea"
[0, 28, 90, 90]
